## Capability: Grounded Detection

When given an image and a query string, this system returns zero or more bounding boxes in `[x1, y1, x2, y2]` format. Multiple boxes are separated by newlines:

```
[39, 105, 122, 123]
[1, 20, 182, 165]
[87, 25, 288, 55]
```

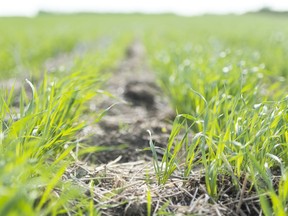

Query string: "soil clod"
[124, 80, 158, 107]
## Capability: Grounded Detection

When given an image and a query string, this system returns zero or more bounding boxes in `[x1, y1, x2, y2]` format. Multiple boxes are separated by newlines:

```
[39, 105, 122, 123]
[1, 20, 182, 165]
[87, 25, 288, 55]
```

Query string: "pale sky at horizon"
[1, 0, 288, 17]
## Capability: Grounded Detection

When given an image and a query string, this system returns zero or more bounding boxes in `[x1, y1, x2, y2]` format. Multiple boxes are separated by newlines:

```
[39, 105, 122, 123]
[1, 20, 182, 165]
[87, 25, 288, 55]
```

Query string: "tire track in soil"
[83, 40, 175, 164]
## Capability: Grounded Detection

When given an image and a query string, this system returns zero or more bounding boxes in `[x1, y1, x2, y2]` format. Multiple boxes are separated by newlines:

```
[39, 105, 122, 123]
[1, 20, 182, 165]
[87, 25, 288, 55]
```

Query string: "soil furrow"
[83, 40, 175, 164]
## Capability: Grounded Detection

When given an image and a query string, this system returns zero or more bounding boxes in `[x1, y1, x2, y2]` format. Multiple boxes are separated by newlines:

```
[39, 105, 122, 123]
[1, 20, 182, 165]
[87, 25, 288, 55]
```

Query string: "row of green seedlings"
[0, 36, 131, 215]
[0, 73, 103, 215]
[148, 40, 288, 215]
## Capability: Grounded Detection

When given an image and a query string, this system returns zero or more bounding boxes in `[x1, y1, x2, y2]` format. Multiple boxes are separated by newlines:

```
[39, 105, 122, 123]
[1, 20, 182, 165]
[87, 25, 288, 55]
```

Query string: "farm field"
[0, 13, 288, 215]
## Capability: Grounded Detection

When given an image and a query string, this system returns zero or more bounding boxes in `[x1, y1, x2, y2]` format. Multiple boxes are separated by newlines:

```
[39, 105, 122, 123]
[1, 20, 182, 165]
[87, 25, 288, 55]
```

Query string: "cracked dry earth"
[69, 42, 239, 216]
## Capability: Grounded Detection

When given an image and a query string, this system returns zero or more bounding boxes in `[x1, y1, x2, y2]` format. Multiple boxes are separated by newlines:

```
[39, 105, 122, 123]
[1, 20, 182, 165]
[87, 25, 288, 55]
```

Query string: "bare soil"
[82, 41, 174, 164]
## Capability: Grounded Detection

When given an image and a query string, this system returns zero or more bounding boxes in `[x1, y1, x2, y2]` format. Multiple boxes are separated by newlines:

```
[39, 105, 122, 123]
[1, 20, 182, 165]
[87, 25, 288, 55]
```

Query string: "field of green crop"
[0, 13, 287, 215]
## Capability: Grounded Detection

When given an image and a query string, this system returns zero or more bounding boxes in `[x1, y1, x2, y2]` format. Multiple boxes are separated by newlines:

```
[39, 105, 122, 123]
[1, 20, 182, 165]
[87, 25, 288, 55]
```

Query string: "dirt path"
[83, 41, 174, 164]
